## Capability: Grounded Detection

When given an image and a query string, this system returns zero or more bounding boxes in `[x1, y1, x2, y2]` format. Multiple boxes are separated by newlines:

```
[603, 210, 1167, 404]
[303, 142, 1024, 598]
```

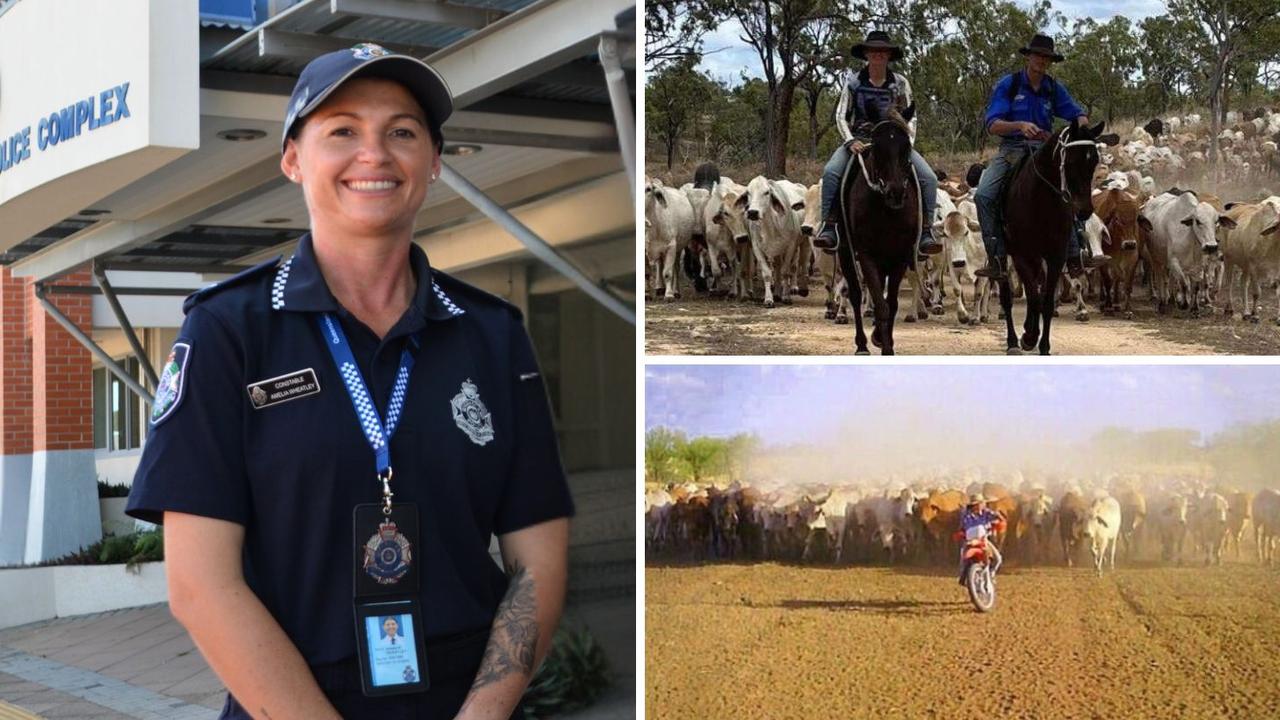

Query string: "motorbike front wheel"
[964, 561, 996, 613]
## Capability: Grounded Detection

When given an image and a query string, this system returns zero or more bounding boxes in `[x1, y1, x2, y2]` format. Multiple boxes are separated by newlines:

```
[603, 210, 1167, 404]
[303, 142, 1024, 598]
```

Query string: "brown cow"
[982, 483, 1020, 553]
[1115, 485, 1147, 560]
[1058, 491, 1090, 567]
[1225, 490, 1253, 560]
[1093, 188, 1145, 319]
[1016, 490, 1055, 563]
[918, 489, 966, 563]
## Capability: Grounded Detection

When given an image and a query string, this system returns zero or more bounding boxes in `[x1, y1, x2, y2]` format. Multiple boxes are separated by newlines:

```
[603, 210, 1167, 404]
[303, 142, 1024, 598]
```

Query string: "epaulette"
[432, 269, 520, 317]
[183, 257, 282, 314]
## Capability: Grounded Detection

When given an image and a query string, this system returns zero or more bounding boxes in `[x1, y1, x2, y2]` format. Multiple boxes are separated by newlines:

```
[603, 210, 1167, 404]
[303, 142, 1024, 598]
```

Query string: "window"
[92, 358, 144, 451]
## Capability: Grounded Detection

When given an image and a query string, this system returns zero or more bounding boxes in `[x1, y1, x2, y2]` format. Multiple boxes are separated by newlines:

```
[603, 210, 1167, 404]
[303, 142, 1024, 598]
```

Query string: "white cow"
[741, 175, 803, 308]
[801, 183, 851, 323]
[644, 178, 695, 301]
[956, 198, 996, 324]
[1219, 198, 1280, 322]
[1083, 495, 1121, 576]
[929, 190, 982, 325]
[703, 180, 754, 300]
[776, 179, 812, 300]
[1193, 492, 1230, 566]
[1142, 191, 1235, 315]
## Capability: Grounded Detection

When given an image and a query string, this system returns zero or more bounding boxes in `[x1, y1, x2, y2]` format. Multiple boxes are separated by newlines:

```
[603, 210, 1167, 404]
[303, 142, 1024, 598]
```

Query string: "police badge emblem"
[451, 378, 494, 446]
[363, 519, 412, 585]
[250, 385, 268, 407]
[352, 43, 391, 60]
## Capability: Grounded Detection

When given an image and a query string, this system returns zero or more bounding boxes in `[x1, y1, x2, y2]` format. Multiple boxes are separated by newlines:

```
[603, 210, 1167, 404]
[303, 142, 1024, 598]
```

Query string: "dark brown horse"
[833, 103, 919, 355]
[1000, 120, 1108, 355]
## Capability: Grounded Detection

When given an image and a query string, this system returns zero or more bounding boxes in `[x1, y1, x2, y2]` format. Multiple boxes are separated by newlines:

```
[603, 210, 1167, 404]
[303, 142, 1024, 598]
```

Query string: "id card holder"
[353, 503, 429, 696]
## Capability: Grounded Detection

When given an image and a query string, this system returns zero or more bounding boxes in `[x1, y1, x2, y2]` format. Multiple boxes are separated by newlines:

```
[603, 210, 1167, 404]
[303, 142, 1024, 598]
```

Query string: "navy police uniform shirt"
[983, 70, 1085, 147]
[126, 232, 574, 665]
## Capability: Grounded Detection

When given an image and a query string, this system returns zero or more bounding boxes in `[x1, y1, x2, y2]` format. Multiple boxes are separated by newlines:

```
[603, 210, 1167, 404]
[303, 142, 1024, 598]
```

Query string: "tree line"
[646, 0, 1280, 175]
[646, 421, 1280, 489]
[644, 428, 761, 486]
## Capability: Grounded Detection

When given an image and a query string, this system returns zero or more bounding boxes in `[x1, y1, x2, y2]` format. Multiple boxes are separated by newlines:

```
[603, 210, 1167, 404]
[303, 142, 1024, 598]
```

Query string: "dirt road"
[646, 562, 1280, 719]
[644, 290, 1280, 355]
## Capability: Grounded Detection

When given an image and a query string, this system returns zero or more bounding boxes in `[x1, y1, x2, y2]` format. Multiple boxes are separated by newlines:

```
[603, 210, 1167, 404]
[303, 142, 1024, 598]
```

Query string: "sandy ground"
[644, 283, 1280, 355]
[645, 562, 1280, 719]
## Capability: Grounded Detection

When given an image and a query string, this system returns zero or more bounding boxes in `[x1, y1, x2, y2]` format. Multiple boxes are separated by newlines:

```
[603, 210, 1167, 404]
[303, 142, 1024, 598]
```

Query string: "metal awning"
[5, 0, 635, 322]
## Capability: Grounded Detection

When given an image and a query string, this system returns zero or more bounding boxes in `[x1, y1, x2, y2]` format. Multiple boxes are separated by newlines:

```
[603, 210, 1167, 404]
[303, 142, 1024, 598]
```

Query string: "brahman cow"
[645, 177, 696, 301]
[1083, 495, 1121, 576]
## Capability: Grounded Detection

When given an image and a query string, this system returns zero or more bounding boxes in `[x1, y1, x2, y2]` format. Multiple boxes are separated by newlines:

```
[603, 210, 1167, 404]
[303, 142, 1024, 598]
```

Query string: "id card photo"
[363, 614, 421, 688]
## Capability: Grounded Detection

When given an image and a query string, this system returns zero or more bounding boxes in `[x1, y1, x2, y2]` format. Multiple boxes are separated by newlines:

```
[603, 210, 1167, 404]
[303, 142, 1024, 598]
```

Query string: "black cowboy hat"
[1019, 33, 1064, 62]
[852, 30, 903, 62]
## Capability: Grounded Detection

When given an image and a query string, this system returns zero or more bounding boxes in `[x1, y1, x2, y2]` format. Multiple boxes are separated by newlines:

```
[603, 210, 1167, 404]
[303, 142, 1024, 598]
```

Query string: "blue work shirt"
[127, 233, 574, 667]
[984, 70, 1085, 147]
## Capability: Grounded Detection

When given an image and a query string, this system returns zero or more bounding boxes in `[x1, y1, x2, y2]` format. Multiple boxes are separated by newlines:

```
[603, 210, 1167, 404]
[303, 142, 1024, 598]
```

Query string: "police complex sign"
[0, 83, 133, 174]
[0, 0, 197, 250]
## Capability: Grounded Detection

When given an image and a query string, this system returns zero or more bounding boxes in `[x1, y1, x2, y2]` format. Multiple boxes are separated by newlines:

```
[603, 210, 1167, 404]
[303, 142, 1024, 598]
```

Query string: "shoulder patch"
[183, 257, 282, 314]
[150, 341, 191, 426]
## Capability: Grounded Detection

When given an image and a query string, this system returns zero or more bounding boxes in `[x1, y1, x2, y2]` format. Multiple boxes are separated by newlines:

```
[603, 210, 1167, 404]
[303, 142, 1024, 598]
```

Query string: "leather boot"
[812, 218, 839, 251]
[975, 255, 1007, 280]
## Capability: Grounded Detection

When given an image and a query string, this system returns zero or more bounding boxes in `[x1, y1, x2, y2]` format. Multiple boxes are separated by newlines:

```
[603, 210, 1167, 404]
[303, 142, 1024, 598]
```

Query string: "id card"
[354, 598, 430, 695]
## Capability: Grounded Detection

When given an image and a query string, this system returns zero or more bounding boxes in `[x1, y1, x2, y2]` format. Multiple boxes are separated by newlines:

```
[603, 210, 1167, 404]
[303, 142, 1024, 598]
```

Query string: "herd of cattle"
[644, 475, 1280, 576]
[644, 110, 1280, 333]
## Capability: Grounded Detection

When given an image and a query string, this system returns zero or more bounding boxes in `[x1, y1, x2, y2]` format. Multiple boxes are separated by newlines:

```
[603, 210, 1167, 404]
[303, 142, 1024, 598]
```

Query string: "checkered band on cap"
[433, 281, 465, 316]
[339, 361, 387, 449]
[270, 257, 294, 310]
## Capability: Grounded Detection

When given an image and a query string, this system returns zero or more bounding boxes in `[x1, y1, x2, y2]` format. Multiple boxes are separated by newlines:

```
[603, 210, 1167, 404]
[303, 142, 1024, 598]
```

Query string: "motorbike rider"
[957, 493, 1004, 584]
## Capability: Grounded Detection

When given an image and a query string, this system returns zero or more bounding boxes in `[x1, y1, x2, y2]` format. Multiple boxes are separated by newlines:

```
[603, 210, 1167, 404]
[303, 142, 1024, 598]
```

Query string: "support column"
[24, 270, 100, 563]
[0, 267, 33, 564]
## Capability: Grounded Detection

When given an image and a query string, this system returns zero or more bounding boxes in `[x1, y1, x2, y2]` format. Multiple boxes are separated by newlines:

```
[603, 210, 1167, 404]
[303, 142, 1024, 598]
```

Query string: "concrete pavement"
[0, 604, 633, 719]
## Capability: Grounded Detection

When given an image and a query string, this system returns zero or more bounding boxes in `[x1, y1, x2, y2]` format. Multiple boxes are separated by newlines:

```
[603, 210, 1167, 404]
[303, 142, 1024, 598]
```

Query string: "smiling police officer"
[127, 43, 573, 720]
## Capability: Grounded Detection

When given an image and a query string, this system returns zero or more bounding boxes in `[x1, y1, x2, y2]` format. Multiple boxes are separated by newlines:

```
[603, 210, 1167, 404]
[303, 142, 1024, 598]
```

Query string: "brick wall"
[0, 269, 94, 455]
[0, 268, 32, 456]
[28, 272, 94, 452]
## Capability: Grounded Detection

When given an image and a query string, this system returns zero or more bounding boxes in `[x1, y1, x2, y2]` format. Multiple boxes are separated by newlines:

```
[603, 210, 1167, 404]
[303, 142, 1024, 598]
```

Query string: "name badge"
[246, 368, 321, 409]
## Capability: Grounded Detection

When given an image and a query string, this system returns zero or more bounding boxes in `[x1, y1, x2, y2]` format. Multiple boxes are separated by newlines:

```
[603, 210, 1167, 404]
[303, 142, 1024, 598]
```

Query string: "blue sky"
[646, 365, 1280, 452]
[697, 0, 1168, 83]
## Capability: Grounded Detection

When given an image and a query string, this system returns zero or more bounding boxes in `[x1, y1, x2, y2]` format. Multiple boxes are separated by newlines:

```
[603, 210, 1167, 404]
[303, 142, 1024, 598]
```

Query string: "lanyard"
[318, 313, 419, 513]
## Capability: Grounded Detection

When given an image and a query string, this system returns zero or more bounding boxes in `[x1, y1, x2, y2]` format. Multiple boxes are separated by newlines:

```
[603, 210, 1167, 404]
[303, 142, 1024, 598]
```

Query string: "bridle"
[853, 118, 923, 238]
[1031, 126, 1096, 204]
[856, 119, 910, 195]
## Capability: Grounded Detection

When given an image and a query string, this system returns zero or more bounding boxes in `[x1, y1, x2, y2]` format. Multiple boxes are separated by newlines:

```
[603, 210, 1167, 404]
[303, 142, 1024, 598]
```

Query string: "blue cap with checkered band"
[282, 42, 452, 153]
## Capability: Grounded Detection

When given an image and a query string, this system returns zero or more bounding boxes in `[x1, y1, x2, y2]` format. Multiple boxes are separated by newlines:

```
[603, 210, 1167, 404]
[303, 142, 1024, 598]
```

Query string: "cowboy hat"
[851, 30, 904, 62]
[1019, 33, 1064, 62]
[967, 493, 989, 505]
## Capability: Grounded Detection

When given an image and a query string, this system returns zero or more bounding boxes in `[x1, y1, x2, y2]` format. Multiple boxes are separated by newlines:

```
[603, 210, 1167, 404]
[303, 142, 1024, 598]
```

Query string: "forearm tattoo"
[470, 561, 540, 692]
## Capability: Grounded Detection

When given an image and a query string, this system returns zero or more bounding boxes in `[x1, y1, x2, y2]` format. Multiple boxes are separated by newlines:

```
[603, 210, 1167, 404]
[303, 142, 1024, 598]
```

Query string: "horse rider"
[973, 33, 1110, 281]
[813, 30, 940, 257]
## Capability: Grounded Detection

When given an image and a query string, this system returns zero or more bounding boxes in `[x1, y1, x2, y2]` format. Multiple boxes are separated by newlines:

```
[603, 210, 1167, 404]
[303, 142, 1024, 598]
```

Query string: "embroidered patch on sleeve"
[150, 342, 191, 426]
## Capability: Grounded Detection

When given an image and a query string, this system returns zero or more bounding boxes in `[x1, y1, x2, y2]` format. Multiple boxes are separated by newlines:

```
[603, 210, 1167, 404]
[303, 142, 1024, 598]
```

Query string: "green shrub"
[37, 530, 164, 572]
[521, 625, 611, 719]
[97, 480, 131, 498]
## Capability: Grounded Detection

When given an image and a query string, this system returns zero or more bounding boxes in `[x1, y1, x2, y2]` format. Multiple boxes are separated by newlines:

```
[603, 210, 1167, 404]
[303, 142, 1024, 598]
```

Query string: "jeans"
[820, 143, 938, 239]
[974, 143, 1082, 259]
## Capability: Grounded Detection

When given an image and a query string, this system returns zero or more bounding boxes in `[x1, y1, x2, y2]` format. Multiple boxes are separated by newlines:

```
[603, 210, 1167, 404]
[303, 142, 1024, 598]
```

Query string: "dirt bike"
[954, 518, 1005, 613]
